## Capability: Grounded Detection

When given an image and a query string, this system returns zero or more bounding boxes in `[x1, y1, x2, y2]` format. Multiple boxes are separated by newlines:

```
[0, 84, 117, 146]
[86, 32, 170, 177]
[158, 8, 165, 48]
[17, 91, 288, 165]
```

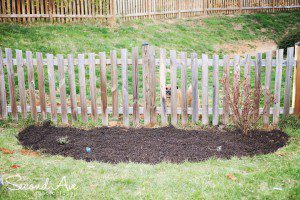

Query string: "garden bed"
[18, 123, 289, 164]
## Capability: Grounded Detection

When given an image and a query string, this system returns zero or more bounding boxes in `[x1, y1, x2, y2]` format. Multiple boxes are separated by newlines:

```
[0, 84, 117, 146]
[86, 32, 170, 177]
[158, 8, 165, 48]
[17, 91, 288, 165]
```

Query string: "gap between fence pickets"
[1, 58, 295, 68]
[5, 106, 294, 115]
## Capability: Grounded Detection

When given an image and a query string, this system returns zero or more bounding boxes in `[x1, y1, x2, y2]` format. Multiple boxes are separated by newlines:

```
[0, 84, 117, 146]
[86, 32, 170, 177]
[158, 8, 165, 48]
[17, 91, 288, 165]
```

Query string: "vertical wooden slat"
[110, 50, 118, 119]
[142, 44, 151, 125]
[26, 51, 37, 120]
[294, 42, 300, 116]
[254, 52, 262, 118]
[170, 50, 178, 125]
[78, 54, 87, 122]
[222, 55, 230, 125]
[6, 48, 18, 120]
[36, 52, 46, 120]
[212, 54, 219, 126]
[149, 46, 156, 125]
[121, 49, 129, 126]
[16, 50, 27, 119]
[88, 53, 97, 121]
[180, 52, 188, 125]
[58, 54, 68, 124]
[132, 46, 139, 126]
[0, 48, 7, 118]
[46, 53, 57, 122]
[283, 47, 295, 116]
[233, 54, 240, 101]
[67, 54, 78, 122]
[202, 54, 209, 125]
[273, 49, 284, 125]
[159, 48, 167, 125]
[191, 52, 199, 122]
[263, 51, 273, 126]
[100, 52, 108, 126]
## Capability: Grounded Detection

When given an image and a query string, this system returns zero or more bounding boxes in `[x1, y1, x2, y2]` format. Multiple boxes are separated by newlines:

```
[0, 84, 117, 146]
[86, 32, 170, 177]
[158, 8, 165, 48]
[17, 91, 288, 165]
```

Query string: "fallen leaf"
[275, 152, 286, 157]
[226, 173, 237, 180]
[10, 164, 21, 169]
[1, 148, 14, 154]
[19, 149, 38, 157]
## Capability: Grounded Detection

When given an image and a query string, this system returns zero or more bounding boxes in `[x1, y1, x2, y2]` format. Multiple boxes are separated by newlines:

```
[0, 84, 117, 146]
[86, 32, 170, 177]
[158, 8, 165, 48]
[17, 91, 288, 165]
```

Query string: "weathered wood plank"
[170, 50, 178, 125]
[283, 47, 295, 116]
[110, 50, 118, 119]
[149, 46, 156, 125]
[212, 54, 219, 126]
[78, 54, 88, 122]
[191, 52, 199, 122]
[100, 52, 108, 126]
[0, 48, 7, 118]
[180, 52, 188, 125]
[273, 49, 284, 125]
[233, 54, 240, 102]
[121, 49, 129, 126]
[26, 51, 37, 120]
[46, 53, 57, 122]
[159, 48, 167, 125]
[89, 53, 98, 121]
[263, 51, 273, 126]
[36, 52, 46, 120]
[142, 44, 151, 125]
[58, 54, 68, 124]
[254, 53, 262, 118]
[132, 46, 139, 126]
[222, 55, 230, 125]
[67, 54, 78, 122]
[202, 54, 209, 125]
[6, 48, 18, 120]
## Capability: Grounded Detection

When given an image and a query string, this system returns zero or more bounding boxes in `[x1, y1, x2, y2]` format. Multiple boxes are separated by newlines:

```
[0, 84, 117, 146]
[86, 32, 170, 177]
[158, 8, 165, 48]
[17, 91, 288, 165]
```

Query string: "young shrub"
[222, 69, 268, 135]
[57, 136, 69, 145]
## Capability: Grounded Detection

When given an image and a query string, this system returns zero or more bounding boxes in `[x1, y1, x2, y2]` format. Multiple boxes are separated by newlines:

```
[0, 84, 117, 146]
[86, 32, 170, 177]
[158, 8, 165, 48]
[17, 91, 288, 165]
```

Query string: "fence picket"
[142, 45, 151, 125]
[212, 54, 219, 126]
[58, 54, 68, 124]
[78, 54, 88, 122]
[160, 48, 167, 125]
[121, 49, 129, 126]
[26, 51, 37, 120]
[263, 51, 272, 126]
[110, 50, 118, 119]
[254, 53, 262, 118]
[100, 52, 108, 126]
[0, 48, 7, 118]
[202, 54, 209, 125]
[67, 54, 78, 122]
[283, 47, 295, 116]
[5, 48, 18, 120]
[36, 52, 46, 120]
[89, 53, 98, 121]
[180, 52, 188, 125]
[170, 50, 178, 125]
[273, 49, 284, 125]
[222, 55, 230, 125]
[132, 47, 139, 126]
[47, 53, 57, 122]
[191, 52, 199, 122]
[149, 46, 156, 125]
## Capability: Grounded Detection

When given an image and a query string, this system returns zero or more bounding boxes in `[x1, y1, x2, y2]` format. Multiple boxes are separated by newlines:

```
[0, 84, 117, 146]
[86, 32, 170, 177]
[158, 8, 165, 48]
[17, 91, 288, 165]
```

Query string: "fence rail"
[0, 0, 299, 23]
[0, 45, 298, 127]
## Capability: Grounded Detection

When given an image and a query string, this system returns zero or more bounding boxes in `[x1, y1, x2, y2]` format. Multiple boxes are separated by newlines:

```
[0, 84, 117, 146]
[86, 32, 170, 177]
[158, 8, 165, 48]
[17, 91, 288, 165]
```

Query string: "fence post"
[294, 42, 300, 116]
[110, 0, 117, 25]
[177, 0, 181, 18]
[204, 0, 207, 15]
[238, 0, 242, 13]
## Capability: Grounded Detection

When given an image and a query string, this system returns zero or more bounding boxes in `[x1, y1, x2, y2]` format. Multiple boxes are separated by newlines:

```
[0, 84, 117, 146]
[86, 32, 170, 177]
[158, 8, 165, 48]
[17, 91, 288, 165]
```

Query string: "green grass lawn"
[0, 117, 299, 199]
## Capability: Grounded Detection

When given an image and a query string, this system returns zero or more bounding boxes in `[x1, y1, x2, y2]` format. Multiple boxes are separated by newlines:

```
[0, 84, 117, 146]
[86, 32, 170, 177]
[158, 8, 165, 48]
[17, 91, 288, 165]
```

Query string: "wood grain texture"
[6, 48, 18, 120]
[142, 45, 150, 125]
[57, 54, 68, 124]
[222, 55, 230, 125]
[283, 47, 294, 116]
[191, 52, 199, 122]
[78, 54, 88, 122]
[263, 51, 273, 126]
[132, 46, 139, 126]
[25, 51, 37, 120]
[89, 53, 98, 121]
[170, 50, 178, 125]
[254, 53, 262, 118]
[67, 54, 78, 122]
[0, 48, 7, 118]
[36, 52, 46, 120]
[110, 50, 118, 119]
[212, 54, 219, 126]
[180, 52, 188, 125]
[202, 54, 209, 125]
[100, 52, 108, 126]
[46, 53, 57, 122]
[121, 49, 129, 126]
[159, 48, 167, 125]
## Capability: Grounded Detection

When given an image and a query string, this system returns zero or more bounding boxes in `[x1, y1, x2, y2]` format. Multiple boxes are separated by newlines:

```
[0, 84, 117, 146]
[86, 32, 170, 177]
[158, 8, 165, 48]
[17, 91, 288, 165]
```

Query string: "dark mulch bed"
[18, 123, 289, 164]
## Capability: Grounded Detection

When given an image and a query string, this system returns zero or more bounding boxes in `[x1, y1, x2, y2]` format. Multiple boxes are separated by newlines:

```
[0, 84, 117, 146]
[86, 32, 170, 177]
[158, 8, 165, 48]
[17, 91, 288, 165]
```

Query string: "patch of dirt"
[18, 124, 289, 164]
[215, 40, 278, 56]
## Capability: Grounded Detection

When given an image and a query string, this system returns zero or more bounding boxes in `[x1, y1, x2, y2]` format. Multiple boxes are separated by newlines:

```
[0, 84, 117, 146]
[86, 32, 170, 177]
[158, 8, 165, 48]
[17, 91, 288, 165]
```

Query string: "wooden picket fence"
[0, 45, 298, 127]
[0, 0, 299, 23]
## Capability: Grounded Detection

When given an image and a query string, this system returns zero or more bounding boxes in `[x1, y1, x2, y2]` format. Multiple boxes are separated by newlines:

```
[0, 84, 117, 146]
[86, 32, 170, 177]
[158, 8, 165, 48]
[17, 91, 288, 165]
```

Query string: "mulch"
[18, 123, 289, 164]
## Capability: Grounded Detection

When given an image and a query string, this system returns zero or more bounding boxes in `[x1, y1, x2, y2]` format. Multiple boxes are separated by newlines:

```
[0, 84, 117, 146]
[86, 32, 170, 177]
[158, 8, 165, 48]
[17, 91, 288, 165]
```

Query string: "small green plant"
[279, 115, 300, 130]
[57, 136, 69, 145]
